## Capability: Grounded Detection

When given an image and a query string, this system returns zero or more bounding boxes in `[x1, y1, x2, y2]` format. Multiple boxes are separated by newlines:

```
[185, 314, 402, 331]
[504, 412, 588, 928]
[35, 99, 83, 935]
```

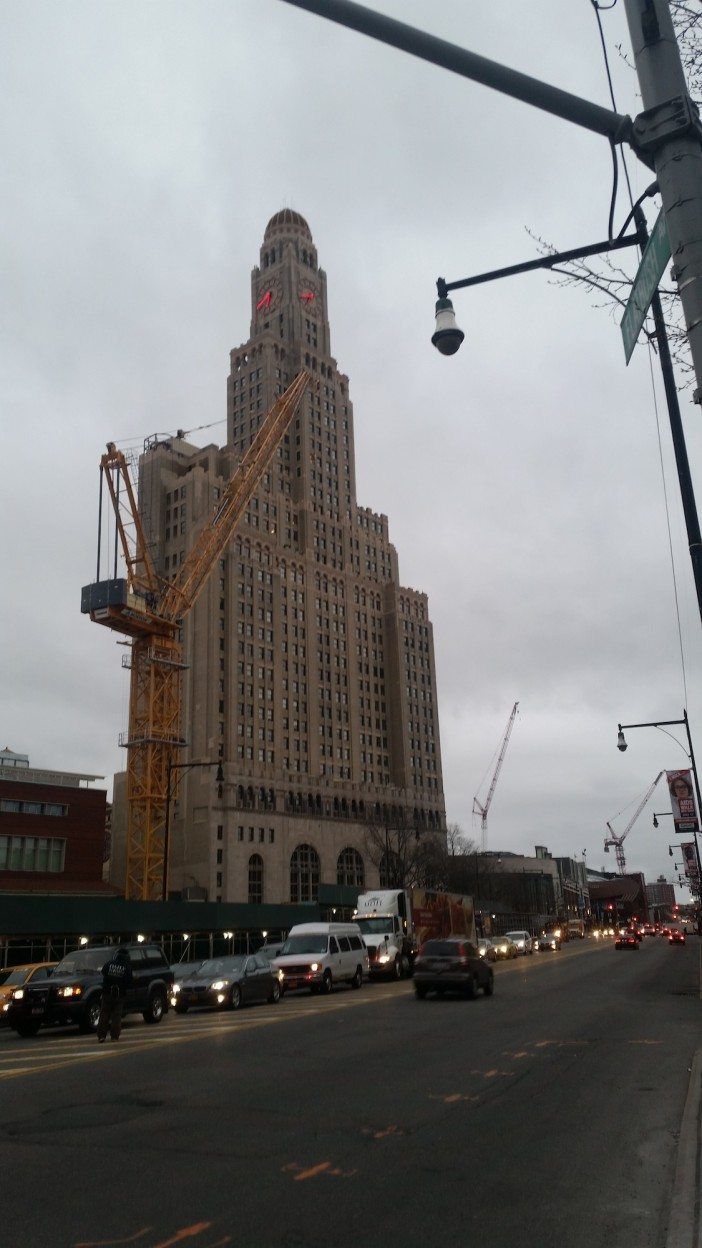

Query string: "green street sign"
[621, 209, 671, 364]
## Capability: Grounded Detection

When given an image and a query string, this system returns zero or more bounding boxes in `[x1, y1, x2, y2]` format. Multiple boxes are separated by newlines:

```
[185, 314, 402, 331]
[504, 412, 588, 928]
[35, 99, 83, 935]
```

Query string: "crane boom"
[82, 371, 311, 899]
[473, 701, 519, 851]
[604, 771, 664, 874]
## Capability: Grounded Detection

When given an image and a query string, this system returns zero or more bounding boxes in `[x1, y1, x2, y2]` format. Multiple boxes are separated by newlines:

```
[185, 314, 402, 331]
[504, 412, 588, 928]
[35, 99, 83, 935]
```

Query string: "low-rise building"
[0, 747, 114, 896]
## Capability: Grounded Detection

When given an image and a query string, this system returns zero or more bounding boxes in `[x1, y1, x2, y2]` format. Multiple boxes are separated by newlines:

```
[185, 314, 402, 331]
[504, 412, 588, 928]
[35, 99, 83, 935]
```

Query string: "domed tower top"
[263, 209, 312, 241]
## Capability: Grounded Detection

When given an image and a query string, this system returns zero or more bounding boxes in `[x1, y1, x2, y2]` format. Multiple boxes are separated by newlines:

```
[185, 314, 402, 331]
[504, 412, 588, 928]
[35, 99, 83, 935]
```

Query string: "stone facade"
[111, 210, 445, 903]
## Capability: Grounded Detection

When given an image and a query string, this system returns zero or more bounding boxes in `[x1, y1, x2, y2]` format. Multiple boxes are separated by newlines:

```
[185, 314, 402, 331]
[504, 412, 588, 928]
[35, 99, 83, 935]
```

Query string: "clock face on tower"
[298, 282, 318, 316]
[255, 276, 282, 317]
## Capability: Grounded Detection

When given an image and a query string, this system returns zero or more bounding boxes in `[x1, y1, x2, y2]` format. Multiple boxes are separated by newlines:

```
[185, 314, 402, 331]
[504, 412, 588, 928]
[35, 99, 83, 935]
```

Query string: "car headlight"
[56, 986, 83, 998]
[2, 1002, 9, 1012]
[277, 969, 284, 982]
[378, 954, 390, 964]
[172, 983, 181, 993]
[211, 980, 228, 991]
[310, 963, 319, 973]
[12, 989, 25, 1000]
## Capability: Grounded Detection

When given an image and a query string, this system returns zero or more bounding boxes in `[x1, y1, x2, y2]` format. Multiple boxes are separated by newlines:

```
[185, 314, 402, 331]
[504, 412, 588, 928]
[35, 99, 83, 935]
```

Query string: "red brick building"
[0, 748, 116, 895]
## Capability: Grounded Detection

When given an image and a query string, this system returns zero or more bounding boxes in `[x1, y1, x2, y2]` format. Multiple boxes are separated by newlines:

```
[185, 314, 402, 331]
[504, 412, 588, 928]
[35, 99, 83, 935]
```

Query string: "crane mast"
[82, 371, 311, 900]
[473, 701, 519, 851]
[604, 771, 664, 874]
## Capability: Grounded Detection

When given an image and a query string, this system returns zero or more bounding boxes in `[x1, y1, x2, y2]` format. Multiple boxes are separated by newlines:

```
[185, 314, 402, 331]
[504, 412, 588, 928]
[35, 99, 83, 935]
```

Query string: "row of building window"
[0, 799, 68, 817]
[0, 836, 66, 873]
[223, 844, 401, 905]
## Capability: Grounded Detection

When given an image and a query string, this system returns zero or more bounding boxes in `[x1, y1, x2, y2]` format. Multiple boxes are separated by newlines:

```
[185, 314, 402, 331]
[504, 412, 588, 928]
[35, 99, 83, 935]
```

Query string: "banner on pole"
[681, 842, 698, 879]
[667, 770, 699, 834]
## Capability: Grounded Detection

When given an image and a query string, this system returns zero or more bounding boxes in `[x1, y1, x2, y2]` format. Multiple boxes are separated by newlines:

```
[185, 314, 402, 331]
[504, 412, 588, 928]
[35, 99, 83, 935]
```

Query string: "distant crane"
[604, 771, 664, 874]
[473, 702, 519, 851]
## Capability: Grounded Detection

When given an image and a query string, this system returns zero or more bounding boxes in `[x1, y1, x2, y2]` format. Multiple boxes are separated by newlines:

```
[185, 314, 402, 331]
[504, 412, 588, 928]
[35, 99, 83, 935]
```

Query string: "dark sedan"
[413, 937, 494, 1000]
[669, 929, 686, 945]
[615, 930, 639, 950]
[169, 954, 280, 1013]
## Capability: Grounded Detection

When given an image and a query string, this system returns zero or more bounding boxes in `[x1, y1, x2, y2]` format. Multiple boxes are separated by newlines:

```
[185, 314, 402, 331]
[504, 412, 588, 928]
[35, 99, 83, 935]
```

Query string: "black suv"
[7, 944, 174, 1037]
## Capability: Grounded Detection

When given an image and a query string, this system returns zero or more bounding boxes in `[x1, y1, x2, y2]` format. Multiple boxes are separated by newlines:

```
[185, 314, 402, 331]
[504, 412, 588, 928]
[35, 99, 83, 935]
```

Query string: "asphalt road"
[1, 936, 700, 1248]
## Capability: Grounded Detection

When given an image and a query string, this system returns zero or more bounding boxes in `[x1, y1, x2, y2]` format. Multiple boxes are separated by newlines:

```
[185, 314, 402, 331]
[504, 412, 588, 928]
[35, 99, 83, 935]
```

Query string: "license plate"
[31, 1008, 44, 1015]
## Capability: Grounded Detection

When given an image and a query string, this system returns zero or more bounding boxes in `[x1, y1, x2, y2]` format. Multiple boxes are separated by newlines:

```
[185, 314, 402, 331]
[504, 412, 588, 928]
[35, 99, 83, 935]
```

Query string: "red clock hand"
[300, 290, 315, 303]
[256, 290, 272, 311]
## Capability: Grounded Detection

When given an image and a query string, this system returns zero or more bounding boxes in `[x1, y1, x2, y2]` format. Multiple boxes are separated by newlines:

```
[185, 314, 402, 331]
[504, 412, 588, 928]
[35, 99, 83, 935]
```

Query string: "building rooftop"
[263, 208, 312, 240]
[0, 749, 104, 789]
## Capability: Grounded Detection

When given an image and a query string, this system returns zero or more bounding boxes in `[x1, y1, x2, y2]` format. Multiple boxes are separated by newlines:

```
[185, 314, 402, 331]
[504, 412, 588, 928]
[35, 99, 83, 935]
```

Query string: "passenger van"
[273, 923, 369, 994]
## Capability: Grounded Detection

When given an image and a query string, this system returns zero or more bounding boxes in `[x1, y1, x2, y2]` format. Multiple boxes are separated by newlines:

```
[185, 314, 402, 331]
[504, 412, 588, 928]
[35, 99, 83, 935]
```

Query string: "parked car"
[643, 924, 656, 937]
[414, 937, 494, 1000]
[6, 944, 173, 1037]
[492, 935, 519, 960]
[273, 923, 369, 994]
[170, 954, 280, 1012]
[477, 938, 497, 963]
[257, 943, 285, 963]
[170, 960, 203, 987]
[505, 930, 533, 955]
[537, 932, 562, 951]
[0, 963, 57, 1024]
[615, 930, 639, 950]
[669, 929, 686, 945]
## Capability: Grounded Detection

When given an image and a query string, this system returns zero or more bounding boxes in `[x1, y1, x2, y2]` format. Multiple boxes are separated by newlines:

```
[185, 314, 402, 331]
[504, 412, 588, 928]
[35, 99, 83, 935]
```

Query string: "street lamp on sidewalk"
[616, 711, 702, 894]
[164, 759, 225, 901]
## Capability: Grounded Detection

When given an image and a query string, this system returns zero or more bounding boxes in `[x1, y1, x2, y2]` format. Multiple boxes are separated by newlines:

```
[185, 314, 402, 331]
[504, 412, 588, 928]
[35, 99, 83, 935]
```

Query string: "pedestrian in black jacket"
[97, 946, 133, 1042]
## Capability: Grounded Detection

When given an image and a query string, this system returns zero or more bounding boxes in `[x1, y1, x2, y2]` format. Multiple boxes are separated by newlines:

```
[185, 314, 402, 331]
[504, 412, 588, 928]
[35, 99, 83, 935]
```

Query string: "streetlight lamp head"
[653, 814, 659, 828]
[431, 297, 464, 356]
[669, 844, 673, 855]
[617, 729, 628, 752]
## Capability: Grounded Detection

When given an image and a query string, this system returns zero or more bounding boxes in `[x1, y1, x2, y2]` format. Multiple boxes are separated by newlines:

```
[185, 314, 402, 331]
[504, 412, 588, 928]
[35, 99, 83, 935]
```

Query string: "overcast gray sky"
[3, 0, 701, 899]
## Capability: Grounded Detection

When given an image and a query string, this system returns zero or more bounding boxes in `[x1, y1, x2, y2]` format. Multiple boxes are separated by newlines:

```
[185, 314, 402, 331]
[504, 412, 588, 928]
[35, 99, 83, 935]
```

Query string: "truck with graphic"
[353, 888, 476, 979]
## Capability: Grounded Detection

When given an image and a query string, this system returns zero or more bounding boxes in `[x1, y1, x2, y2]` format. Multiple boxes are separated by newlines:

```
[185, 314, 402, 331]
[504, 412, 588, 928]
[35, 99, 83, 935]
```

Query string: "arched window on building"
[290, 844, 320, 903]
[337, 847, 365, 889]
[248, 854, 263, 905]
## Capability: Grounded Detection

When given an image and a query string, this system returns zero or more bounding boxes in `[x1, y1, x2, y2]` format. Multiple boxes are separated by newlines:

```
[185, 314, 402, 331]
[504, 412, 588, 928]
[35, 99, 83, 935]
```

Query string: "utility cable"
[591, 0, 690, 709]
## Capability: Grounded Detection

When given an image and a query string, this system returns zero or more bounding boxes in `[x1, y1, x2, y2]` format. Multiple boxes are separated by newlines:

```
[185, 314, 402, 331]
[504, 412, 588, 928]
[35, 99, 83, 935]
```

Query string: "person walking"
[97, 946, 133, 1042]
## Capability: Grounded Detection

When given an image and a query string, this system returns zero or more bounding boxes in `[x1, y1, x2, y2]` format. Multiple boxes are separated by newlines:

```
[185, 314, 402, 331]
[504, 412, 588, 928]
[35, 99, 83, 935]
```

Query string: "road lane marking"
[0, 955, 604, 1083]
[151, 1226, 212, 1248]
[0, 988, 409, 1080]
[361, 1124, 402, 1139]
[294, 1162, 331, 1182]
[74, 1231, 152, 1247]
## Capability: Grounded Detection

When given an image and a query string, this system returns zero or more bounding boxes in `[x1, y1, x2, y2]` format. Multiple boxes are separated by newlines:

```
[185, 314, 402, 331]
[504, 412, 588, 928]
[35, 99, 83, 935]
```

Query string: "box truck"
[353, 888, 476, 979]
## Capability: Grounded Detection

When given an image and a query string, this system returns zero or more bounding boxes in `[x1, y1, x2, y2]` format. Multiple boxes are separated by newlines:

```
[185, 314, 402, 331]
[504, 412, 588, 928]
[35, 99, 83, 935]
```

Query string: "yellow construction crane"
[82, 371, 310, 901]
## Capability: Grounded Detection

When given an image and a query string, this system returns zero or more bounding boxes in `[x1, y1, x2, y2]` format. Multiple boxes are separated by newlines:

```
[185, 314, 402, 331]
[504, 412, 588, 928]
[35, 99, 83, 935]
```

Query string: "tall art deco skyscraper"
[112, 211, 445, 904]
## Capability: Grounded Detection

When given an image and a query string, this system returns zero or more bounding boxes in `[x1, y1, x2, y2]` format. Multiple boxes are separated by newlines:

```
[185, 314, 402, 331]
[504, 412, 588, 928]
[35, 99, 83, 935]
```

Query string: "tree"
[363, 819, 477, 890]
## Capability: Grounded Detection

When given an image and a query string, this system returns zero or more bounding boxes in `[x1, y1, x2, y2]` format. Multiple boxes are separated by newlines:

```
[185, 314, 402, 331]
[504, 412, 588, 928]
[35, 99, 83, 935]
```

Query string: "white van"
[273, 923, 369, 995]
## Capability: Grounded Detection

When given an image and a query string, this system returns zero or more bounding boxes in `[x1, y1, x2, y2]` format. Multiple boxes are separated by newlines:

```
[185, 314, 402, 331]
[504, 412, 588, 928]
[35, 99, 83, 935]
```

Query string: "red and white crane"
[604, 771, 664, 874]
[473, 702, 519, 851]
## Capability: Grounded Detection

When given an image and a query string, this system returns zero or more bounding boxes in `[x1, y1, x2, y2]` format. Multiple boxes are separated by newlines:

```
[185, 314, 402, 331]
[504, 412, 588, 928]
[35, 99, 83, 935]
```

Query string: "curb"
[666, 1047, 702, 1248]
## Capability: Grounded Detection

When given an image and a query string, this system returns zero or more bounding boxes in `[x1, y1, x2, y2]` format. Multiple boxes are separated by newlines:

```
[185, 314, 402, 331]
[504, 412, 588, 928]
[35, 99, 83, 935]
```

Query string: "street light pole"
[280, 0, 702, 398]
[617, 711, 702, 894]
[634, 207, 702, 623]
[623, 0, 702, 405]
[163, 760, 224, 902]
